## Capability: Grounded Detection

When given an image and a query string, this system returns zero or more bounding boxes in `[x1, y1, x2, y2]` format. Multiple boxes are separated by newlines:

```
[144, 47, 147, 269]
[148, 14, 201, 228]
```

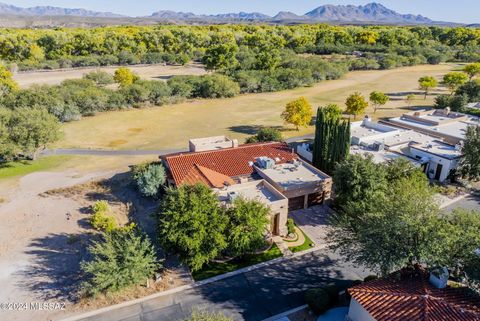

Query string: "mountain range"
[0, 2, 462, 25]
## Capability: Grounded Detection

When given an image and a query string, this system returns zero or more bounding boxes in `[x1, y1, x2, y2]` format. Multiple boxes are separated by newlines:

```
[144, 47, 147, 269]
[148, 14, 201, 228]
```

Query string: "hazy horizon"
[1, 0, 478, 24]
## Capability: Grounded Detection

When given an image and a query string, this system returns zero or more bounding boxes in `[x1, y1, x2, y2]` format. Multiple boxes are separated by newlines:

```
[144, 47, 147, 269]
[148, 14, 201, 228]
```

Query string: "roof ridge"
[165, 141, 288, 159]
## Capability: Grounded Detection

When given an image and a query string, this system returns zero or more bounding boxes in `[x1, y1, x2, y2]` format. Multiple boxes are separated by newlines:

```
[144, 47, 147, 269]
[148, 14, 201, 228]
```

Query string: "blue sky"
[5, 1, 479, 23]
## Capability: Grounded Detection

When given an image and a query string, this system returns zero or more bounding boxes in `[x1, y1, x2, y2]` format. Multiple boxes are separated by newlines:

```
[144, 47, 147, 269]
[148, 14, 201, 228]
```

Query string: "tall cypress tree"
[312, 107, 350, 174]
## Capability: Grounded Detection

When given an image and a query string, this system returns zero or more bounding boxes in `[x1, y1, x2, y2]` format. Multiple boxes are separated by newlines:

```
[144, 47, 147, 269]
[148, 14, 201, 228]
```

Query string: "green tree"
[405, 94, 416, 107]
[203, 34, 238, 71]
[332, 154, 387, 213]
[345, 92, 368, 119]
[443, 72, 468, 95]
[418, 76, 438, 99]
[322, 104, 343, 120]
[132, 162, 166, 197]
[8, 107, 61, 159]
[369, 91, 389, 113]
[439, 209, 480, 289]
[463, 62, 480, 80]
[0, 108, 16, 161]
[312, 107, 350, 174]
[245, 127, 283, 143]
[460, 125, 480, 180]
[225, 198, 270, 257]
[0, 65, 19, 94]
[81, 228, 158, 297]
[329, 172, 441, 275]
[113, 67, 139, 87]
[281, 97, 313, 130]
[158, 184, 228, 271]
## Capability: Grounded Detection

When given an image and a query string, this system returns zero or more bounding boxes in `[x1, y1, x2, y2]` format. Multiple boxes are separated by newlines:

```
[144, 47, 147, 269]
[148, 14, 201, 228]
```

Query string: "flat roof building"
[386, 108, 480, 145]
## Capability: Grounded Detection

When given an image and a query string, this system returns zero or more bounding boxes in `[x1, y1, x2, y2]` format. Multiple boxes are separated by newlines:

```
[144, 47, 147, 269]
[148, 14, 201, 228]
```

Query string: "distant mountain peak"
[305, 2, 432, 23]
[0, 1, 123, 17]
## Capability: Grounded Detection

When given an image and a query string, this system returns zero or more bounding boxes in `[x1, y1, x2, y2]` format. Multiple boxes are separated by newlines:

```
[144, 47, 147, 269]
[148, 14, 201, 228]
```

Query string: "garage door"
[308, 192, 325, 206]
[288, 196, 304, 211]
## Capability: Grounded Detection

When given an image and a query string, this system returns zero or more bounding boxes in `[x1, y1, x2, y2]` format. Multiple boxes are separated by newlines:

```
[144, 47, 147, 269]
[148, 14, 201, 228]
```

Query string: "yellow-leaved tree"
[281, 97, 313, 131]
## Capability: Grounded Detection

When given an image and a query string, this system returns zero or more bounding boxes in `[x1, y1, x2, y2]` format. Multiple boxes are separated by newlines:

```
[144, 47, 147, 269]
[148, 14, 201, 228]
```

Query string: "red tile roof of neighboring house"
[163, 142, 296, 187]
[348, 269, 480, 321]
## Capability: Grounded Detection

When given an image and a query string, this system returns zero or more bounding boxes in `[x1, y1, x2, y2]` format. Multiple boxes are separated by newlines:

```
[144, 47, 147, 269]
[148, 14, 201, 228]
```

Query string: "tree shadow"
[18, 232, 95, 302]
[228, 125, 285, 136]
[181, 252, 367, 320]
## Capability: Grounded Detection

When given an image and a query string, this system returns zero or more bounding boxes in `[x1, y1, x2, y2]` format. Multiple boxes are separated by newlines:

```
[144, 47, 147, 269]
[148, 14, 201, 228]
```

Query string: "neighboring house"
[296, 116, 462, 182]
[386, 108, 480, 145]
[347, 268, 480, 321]
[161, 138, 332, 236]
[350, 116, 462, 182]
[467, 102, 480, 110]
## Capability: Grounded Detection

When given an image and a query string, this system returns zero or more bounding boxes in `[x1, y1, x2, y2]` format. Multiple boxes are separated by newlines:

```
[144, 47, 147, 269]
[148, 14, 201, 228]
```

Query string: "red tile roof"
[349, 269, 480, 321]
[163, 142, 296, 187]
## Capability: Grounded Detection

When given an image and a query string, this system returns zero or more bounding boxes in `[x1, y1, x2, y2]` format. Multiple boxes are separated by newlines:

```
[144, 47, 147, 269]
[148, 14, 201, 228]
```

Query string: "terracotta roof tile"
[164, 142, 296, 186]
[349, 270, 480, 321]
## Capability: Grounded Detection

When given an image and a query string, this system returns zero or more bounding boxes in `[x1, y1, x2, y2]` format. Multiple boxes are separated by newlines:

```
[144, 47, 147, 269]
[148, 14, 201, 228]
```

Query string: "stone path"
[272, 236, 293, 257]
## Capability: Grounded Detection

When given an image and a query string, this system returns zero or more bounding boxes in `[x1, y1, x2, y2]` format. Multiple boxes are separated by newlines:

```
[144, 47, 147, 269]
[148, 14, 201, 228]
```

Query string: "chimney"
[232, 139, 239, 148]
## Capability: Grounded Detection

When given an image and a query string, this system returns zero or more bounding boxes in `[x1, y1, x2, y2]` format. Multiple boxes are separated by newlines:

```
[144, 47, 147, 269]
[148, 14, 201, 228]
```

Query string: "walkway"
[289, 205, 335, 246]
[66, 249, 368, 321]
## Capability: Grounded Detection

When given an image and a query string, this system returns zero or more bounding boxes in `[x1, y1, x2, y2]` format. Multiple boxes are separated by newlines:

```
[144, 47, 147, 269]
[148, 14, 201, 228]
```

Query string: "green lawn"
[0, 156, 72, 180]
[290, 227, 315, 253]
[192, 243, 283, 281]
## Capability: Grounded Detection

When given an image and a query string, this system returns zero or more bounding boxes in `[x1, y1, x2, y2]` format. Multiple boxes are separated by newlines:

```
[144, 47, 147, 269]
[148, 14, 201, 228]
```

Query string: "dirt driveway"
[0, 170, 116, 321]
[13, 63, 207, 88]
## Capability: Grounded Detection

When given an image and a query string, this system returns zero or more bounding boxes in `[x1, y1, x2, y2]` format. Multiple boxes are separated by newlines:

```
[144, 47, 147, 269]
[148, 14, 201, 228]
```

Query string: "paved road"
[74, 250, 368, 321]
[444, 194, 480, 212]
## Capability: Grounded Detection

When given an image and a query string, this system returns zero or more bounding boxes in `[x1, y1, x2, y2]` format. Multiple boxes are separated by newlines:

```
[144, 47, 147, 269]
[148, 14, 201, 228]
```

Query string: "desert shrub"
[286, 218, 295, 235]
[141, 52, 166, 64]
[132, 162, 166, 197]
[136, 80, 172, 105]
[81, 228, 158, 297]
[97, 55, 119, 66]
[305, 288, 331, 315]
[71, 56, 100, 67]
[117, 50, 140, 65]
[83, 71, 114, 86]
[90, 201, 117, 232]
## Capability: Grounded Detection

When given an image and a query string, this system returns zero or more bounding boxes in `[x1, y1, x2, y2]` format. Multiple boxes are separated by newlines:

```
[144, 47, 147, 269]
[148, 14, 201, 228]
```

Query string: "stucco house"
[347, 268, 480, 321]
[161, 138, 332, 236]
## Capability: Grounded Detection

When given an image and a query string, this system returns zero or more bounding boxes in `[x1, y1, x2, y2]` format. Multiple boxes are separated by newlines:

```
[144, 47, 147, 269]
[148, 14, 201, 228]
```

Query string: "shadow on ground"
[18, 232, 94, 302]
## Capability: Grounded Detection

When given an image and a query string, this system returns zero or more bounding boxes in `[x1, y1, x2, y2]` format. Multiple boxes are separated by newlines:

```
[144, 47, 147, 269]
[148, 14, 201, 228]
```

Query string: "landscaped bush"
[245, 127, 283, 144]
[286, 218, 296, 235]
[322, 283, 340, 305]
[305, 288, 331, 315]
[132, 162, 167, 197]
[80, 228, 158, 297]
[90, 200, 117, 232]
[83, 70, 115, 86]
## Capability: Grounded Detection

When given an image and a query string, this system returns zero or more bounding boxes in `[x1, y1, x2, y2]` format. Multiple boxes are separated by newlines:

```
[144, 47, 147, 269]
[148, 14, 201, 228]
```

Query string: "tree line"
[1, 25, 480, 70]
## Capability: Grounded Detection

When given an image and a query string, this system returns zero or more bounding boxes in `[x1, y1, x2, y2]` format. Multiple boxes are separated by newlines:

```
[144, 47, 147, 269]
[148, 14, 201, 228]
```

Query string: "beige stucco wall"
[347, 298, 376, 321]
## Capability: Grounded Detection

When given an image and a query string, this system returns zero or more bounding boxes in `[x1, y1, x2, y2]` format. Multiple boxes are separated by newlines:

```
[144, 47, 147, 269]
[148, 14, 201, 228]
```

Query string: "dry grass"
[58, 63, 458, 150]
[76, 269, 187, 312]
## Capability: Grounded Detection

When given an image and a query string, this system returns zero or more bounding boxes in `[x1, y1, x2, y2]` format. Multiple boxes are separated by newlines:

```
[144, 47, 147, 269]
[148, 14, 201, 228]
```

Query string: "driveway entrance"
[289, 205, 335, 246]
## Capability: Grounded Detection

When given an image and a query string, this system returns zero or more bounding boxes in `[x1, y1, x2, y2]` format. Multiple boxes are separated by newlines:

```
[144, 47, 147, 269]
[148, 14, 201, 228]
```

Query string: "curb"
[262, 305, 308, 321]
[438, 193, 468, 209]
[60, 246, 325, 321]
